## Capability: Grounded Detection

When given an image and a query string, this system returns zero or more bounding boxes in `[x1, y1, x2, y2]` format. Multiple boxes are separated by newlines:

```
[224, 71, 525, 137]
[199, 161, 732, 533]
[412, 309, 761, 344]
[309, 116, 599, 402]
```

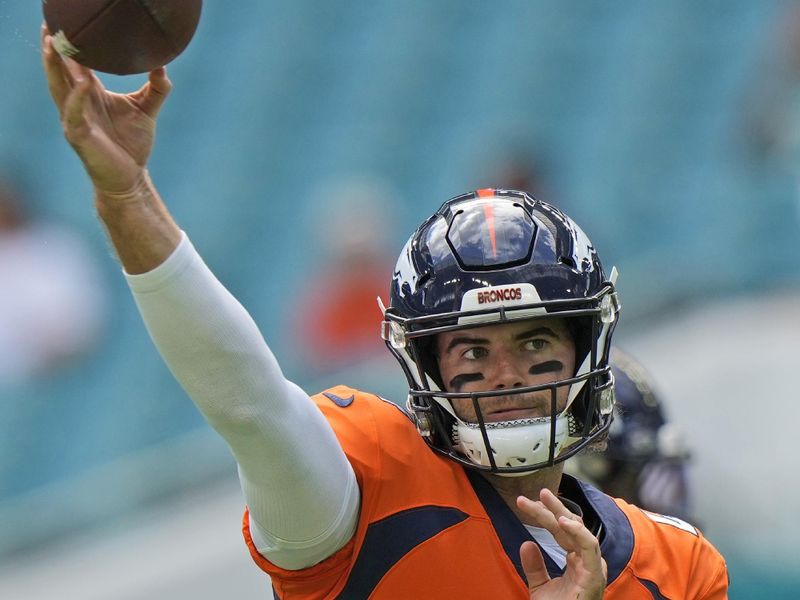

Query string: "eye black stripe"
[528, 360, 563, 375]
[448, 372, 484, 391]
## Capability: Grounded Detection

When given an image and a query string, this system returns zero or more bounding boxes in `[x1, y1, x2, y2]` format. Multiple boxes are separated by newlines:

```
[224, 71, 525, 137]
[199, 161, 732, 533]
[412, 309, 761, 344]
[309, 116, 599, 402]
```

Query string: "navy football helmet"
[382, 189, 620, 475]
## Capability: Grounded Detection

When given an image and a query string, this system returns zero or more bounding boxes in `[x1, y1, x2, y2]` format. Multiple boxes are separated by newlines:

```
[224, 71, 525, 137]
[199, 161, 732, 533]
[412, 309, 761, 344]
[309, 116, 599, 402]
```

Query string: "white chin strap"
[455, 416, 570, 477]
[434, 397, 569, 476]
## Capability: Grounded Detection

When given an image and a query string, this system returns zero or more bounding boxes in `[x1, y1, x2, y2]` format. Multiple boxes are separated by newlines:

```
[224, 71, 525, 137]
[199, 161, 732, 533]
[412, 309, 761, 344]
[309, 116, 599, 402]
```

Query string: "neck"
[481, 464, 565, 526]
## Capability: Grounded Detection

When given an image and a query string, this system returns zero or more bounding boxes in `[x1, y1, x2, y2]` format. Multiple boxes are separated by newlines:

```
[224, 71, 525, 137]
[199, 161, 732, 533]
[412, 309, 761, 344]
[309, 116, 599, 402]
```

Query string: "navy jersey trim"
[561, 475, 635, 585]
[637, 577, 669, 599]
[465, 469, 562, 582]
[338, 505, 468, 599]
[374, 394, 415, 422]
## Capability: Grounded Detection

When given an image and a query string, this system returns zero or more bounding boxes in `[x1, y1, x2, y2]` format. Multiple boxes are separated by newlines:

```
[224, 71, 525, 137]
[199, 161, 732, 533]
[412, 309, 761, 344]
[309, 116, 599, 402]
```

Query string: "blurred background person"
[736, 0, 800, 289]
[0, 173, 106, 385]
[566, 347, 692, 521]
[486, 143, 558, 202]
[742, 1, 800, 183]
[290, 175, 400, 378]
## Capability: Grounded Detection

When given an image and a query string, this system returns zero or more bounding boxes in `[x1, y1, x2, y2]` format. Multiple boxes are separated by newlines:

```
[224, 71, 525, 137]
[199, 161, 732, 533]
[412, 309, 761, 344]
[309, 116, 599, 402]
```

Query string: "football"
[42, 0, 202, 75]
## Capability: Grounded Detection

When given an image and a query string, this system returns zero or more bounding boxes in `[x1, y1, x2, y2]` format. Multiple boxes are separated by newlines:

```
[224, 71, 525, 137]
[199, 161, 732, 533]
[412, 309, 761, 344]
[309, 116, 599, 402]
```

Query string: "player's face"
[435, 318, 576, 423]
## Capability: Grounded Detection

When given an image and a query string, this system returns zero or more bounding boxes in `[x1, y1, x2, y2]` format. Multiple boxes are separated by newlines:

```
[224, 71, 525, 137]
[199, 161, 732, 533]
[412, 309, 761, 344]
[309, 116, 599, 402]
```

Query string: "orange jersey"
[243, 386, 728, 599]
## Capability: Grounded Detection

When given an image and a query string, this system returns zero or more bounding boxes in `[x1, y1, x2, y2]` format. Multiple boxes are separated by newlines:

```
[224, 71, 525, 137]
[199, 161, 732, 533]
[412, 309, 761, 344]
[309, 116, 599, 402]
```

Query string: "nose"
[486, 348, 526, 390]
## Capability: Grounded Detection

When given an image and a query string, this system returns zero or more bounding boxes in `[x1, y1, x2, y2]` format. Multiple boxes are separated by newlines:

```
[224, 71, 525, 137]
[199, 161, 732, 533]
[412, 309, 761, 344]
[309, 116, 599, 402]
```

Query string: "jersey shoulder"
[613, 498, 729, 599]
[311, 385, 416, 443]
[310, 385, 437, 478]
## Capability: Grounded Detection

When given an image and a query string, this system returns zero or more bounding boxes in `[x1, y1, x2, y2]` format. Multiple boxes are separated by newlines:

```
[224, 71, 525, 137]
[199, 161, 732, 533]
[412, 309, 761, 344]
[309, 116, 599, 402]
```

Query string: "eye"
[523, 339, 548, 351]
[462, 347, 489, 360]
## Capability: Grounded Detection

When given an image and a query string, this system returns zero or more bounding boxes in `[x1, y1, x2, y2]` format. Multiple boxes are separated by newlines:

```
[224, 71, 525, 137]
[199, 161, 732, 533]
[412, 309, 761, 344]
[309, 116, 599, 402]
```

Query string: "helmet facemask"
[384, 284, 619, 476]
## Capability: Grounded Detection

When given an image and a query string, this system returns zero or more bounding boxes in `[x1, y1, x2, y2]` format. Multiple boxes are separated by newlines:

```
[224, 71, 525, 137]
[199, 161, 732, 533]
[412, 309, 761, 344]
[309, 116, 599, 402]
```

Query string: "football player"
[42, 26, 728, 599]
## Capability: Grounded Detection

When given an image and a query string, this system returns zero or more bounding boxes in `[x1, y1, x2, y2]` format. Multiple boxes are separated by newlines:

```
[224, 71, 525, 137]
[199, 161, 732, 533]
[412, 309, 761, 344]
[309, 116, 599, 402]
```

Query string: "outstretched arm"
[126, 235, 359, 569]
[41, 26, 360, 569]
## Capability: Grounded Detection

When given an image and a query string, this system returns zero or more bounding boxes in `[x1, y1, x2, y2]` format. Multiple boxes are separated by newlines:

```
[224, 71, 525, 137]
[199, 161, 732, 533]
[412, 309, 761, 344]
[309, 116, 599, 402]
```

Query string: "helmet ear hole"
[558, 256, 577, 269]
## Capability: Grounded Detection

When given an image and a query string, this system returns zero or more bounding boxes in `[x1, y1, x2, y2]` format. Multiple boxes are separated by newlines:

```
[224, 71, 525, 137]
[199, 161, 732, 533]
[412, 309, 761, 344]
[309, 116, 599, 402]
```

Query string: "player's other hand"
[517, 489, 606, 599]
[41, 23, 171, 196]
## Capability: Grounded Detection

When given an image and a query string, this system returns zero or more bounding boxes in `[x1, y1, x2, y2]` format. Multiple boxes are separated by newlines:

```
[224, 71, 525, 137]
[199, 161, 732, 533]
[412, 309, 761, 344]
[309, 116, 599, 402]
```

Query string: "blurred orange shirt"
[295, 261, 389, 372]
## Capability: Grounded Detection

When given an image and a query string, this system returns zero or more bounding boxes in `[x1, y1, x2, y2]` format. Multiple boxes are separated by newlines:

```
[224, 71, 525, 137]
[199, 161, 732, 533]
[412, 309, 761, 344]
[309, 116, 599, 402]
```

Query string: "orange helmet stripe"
[482, 203, 498, 258]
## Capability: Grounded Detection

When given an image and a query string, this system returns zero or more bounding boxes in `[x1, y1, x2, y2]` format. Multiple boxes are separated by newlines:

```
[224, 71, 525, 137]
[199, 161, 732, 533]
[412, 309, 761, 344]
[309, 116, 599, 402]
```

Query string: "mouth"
[483, 407, 542, 422]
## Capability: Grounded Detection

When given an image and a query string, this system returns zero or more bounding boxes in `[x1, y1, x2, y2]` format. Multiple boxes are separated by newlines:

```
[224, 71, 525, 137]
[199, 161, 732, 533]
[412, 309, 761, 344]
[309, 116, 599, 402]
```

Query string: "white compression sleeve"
[125, 233, 359, 569]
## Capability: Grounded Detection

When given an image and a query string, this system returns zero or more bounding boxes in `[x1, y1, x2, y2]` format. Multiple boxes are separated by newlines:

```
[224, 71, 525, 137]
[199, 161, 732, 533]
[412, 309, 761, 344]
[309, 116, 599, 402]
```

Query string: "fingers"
[520, 540, 550, 591]
[517, 489, 580, 529]
[61, 67, 93, 143]
[41, 25, 104, 144]
[516, 489, 586, 553]
[558, 513, 600, 556]
[561, 517, 607, 594]
[518, 490, 607, 595]
[539, 488, 578, 523]
[518, 494, 560, 530]
[42, 27, 73, 110]
[136, 68, 172, 119]
[62, 53, 95, 88]
[43, 20, 170, 127]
